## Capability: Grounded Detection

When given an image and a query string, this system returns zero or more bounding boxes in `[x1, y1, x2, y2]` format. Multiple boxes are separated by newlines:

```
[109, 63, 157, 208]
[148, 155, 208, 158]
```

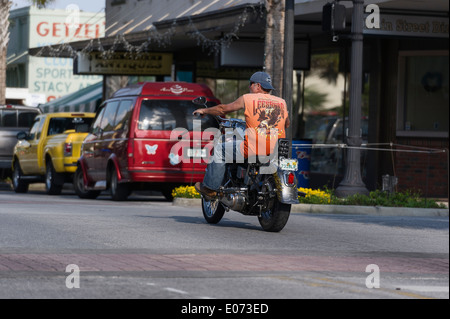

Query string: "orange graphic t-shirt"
[240, 93, 288, 158]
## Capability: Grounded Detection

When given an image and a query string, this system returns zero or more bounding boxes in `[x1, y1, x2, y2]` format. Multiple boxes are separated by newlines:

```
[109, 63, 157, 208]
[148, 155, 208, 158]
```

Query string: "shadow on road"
[305, 214, 449, 230]
[138, 213, 262, 231]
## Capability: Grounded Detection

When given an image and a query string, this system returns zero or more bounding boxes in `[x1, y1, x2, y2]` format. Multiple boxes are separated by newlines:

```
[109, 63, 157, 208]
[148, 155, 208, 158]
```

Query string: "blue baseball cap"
[250, 71, 275, 90]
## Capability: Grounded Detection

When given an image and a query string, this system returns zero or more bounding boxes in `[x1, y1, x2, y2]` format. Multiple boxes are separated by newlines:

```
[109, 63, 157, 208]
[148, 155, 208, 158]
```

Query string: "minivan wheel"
[12, 161, 29, 193]
[109, 168, 129, 201]
[73, 166, 100, 199]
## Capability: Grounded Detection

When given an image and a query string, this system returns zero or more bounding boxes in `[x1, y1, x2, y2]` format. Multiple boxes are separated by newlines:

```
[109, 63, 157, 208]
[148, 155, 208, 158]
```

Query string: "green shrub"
[299, 188, 446, 208]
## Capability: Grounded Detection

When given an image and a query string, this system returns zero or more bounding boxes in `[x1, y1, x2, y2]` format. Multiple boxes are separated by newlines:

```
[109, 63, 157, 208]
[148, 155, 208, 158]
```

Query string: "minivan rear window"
[47, 117, 94, 136]
[1, 110, 17, 127]
[138, 100, 219, 131]
[0, 109, 40, 128]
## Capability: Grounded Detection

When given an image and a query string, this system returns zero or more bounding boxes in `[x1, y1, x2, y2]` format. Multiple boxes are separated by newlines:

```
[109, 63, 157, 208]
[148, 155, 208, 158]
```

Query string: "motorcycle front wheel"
[202, 197, 225, 224]
[258, 199, 291, 232]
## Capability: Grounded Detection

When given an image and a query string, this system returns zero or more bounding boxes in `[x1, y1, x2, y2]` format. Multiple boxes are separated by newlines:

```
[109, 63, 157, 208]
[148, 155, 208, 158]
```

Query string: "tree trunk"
[263, 0, 285, 97]
[104, 75, 129, 100]
[0, 0, 12, 105]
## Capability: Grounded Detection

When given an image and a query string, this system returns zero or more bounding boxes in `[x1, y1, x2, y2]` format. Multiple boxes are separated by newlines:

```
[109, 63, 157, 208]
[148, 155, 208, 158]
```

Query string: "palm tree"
[0, 0, 12, 104]
[0, 0, 54, 104]
[263, 0, 285, 96]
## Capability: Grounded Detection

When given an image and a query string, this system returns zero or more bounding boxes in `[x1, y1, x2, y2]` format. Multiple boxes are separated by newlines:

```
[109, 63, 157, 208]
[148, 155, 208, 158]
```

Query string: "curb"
[0, 182, 12, 191]
[172, 198, 449, 217]
[291, 203, 449, 217]
[0, 182, 74, 192]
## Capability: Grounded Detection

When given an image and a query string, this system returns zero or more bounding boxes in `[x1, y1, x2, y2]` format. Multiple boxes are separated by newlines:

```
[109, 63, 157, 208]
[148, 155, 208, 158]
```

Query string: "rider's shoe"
[194, 182, 217, 198]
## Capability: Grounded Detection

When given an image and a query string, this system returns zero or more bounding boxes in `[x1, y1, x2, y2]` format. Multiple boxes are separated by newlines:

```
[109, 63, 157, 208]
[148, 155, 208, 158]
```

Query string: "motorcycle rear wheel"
[202, 197, 225, 224]
[258, 199, 291, 232]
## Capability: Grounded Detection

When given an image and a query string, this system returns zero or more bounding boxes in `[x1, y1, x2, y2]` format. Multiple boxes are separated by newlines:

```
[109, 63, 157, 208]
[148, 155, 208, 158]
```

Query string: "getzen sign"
[36, 22, 103, 39]
[28, 11, 105, 102]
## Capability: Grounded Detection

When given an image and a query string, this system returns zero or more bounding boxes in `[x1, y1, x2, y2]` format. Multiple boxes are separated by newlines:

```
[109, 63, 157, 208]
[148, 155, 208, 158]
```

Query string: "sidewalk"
[172, 198, 449, 217]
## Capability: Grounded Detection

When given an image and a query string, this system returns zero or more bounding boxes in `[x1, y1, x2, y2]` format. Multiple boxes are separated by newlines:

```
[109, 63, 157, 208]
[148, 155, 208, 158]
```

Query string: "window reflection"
[138, 100, 218, 131]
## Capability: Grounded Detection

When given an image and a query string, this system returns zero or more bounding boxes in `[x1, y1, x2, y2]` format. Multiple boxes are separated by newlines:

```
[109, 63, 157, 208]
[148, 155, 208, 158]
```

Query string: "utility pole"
[335, 0, 369, 197]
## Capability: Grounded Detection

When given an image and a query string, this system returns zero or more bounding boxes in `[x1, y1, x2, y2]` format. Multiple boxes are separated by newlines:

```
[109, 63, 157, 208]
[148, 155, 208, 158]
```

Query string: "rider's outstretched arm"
[194, 96, 245, 117]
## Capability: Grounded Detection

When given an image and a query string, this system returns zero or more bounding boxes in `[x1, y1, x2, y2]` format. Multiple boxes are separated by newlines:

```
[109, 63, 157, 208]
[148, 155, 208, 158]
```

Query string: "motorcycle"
[193, 97, 301, 232]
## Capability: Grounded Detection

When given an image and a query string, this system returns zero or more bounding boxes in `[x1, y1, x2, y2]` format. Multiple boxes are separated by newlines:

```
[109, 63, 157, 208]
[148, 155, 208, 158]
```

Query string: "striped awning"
[40, 81, 103, 113]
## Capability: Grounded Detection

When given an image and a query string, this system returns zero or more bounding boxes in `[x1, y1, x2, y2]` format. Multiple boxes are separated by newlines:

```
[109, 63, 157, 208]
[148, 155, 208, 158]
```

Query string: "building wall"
[376, 37, 449, 197]
[7, 6, 105, 103]
[395, 137, 448, 197]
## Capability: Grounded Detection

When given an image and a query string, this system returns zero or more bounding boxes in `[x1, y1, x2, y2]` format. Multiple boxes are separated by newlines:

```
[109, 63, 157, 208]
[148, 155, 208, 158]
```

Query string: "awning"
[39, 82, 103, 113]
[28, 4, 266, 58]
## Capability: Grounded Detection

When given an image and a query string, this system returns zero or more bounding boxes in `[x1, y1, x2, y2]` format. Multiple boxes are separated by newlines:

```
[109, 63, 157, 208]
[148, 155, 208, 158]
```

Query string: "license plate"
[279, 158, 298, 171]
[186, 148, 207, 158]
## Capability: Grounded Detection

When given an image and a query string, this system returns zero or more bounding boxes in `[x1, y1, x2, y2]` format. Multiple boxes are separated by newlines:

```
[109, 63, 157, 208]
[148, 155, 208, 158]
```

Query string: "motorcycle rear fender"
[273, 169, 299, 204]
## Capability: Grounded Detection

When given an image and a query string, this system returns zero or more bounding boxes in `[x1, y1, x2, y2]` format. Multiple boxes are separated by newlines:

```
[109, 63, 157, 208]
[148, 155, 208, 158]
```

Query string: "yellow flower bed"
[298, 187, 331, 204]
[171, 185, 331, 204]
[171, 185, 445, 208]
[172, 185, 201, 199]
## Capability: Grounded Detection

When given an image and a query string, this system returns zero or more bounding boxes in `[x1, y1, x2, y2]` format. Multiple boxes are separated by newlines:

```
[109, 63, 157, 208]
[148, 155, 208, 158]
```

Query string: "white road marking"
[164, 287, 189, 295]
[399, 286, 449, 292]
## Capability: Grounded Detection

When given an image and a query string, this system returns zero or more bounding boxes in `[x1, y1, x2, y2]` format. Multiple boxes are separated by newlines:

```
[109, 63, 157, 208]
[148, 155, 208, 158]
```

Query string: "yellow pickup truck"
[12, 112, 95, 194]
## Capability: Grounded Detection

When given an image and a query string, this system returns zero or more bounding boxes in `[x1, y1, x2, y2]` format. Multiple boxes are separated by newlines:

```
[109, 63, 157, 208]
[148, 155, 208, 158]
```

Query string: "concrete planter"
[173, 197, 202, 208]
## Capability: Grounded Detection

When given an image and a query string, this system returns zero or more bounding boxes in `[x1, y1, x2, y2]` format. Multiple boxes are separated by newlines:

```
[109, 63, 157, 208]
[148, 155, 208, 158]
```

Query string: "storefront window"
[201, 78, 247, 119]
[397, 51, 449, 137]
[304, 51, 349, 177]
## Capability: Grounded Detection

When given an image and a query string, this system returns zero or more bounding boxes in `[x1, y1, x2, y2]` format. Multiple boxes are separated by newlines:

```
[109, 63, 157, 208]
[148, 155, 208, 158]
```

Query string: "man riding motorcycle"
[193, 71, 291, 198]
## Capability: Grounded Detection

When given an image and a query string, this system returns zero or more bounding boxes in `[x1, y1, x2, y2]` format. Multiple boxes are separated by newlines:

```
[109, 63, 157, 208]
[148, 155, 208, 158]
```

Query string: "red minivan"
[74, 82, 220, 200]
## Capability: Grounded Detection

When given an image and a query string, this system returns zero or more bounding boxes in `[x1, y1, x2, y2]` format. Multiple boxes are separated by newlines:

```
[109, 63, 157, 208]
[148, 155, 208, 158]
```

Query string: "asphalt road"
[0, 188, 448, 304]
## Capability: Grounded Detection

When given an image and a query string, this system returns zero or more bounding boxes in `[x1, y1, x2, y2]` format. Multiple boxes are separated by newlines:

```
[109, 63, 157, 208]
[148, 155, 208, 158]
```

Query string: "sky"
[10, 0, 105, 13]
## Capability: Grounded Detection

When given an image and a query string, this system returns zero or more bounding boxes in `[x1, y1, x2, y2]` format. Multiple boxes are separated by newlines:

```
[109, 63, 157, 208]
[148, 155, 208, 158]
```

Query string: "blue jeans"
[203, 138, 244, 191]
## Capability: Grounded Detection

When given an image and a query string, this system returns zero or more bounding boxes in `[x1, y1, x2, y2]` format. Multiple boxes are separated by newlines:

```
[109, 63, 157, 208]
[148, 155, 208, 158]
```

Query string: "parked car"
[75, 82, 220, 201]
[310, 116, 368, 174]
[0, 105, 41, 173]
[12, 112, 95, 194]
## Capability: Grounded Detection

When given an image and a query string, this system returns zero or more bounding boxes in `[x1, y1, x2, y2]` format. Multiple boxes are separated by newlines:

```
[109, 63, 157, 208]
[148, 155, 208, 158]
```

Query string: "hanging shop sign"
[219, 40, 310, 70]
[74, 52, 173, 75]
[363, 14, 449, 38]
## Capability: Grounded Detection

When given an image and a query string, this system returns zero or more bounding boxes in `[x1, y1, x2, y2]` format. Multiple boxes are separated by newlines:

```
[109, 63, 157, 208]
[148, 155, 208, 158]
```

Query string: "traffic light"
[322, 2, 347, 32]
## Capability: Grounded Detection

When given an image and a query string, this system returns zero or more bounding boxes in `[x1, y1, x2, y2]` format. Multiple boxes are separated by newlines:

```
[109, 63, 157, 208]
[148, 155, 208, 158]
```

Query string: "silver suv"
[0, 105, 41, 171]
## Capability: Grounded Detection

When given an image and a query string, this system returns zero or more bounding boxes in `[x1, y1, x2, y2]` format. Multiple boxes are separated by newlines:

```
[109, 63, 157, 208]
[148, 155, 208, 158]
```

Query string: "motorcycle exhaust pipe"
[220, 193, 246, 211]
